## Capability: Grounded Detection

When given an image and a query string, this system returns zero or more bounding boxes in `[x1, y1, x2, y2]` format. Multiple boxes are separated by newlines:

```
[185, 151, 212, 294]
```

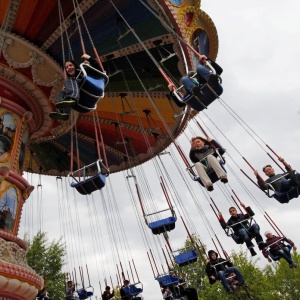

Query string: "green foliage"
[26, 231, 66, 299]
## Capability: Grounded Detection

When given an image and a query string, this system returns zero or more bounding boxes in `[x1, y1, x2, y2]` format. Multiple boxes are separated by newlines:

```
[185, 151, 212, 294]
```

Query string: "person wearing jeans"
[206, 250, 245, 293]
[262, 231, 297, 268]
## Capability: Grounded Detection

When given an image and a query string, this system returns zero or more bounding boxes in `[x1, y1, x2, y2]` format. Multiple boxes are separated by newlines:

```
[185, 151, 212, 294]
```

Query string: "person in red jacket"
[262, 231, 297, 268]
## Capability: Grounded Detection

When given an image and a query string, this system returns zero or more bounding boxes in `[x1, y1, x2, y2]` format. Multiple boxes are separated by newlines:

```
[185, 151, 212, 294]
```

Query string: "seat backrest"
[157, 275, 179, 287]
[174, 249, 198, 266]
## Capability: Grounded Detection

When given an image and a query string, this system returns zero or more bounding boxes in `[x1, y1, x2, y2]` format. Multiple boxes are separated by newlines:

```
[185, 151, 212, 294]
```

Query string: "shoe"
[205, 182, 214, 192]
[258, 242, 268, 250]
[191, 86, 205, 101]
[226, 288, 233, 294]
[49, 111, 69, 121]
[55, 98, 77, 109]
[238, 281, 248, 288]
[291, 262, 298, 268]
[219, 175, 228, 184]
[249, 248, 257, 256]
[207, 73, 219, 86]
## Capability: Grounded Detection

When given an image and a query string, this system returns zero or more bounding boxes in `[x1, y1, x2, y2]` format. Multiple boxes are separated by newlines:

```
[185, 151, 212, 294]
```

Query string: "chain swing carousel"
[0, 0, 220, 299]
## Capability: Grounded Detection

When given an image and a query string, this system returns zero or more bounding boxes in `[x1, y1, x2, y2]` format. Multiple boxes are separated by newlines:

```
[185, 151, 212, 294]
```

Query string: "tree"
[26, 231, 66, 299]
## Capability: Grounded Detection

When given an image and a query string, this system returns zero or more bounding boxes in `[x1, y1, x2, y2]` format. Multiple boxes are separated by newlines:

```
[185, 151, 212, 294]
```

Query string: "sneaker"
[205, 182, 214, 192]
[55, 98, 77, 109]
[219, 175, 228, 184]
[49, 111, 69, 121]
[191, 86, 205, 101]
[258, 242, 268, 250]
[207, 73, 219, 86]
[249, 248, 257, 256]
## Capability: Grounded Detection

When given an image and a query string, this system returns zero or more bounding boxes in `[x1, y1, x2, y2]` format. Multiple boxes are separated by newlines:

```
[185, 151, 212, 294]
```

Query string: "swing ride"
[0, 0, 299, 299]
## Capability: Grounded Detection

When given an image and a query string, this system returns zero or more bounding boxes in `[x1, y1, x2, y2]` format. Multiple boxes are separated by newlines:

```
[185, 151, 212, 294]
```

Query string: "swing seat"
[268, 245, 292, 261]
[272, 186, 300, 204]
[174, 249, 198, 267]
[69, 159, 109, 195]
[156, 274, 179, 287]
[77, 288, 93, 299]
[73, 63, 109, 113]
[122, 283, 143, 297]
[148, 216, 177, 235]
[71, 172, 106, 195]
[129, 284, 143, 296]
[181, 80, 223, 111]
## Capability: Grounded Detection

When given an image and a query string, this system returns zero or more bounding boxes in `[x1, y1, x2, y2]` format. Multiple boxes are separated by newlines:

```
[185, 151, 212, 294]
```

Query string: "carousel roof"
[0, 0, 218, 175]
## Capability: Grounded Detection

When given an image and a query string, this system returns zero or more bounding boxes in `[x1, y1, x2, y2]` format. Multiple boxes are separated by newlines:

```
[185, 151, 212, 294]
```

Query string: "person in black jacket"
[254, 157, 300, 193]
[205, 250, 245, 293]
[168, 271, 198, 300]
[218, 204, 266, 256]
[102, 285, 114, 300]
[189, 136, 227, 191]
[50, 53, 100, 121]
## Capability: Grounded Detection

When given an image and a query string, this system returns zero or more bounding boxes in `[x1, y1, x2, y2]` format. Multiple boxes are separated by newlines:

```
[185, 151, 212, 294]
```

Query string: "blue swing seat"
[174, 249, 198, 267]
[122, 283, 143, 297]
[71, 172, 106, 195]
[156, 274, 179, 287]
[69, 159, 109, 195]
[181, 79, 223, 111]
[272, 186, 300, 204]
[129, 284, 143, 296]
[148, 216, 177, 235]
[73, 62, 109, 113]
[77, 288, 93, 299]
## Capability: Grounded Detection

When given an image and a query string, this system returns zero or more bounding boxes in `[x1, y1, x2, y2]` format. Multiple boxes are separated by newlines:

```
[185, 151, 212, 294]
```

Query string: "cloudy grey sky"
[20, 0, 300, 299]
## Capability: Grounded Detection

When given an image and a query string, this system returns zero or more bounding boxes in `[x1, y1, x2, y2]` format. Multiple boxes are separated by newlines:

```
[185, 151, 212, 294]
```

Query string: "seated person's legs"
[217, 270, 232, 292]
[56, 78, 79, 109]
[287, 170, 300, 186]
[181, 76, 196, 93]
[194, 162, 213, 191]
[277, 247, 295, 266]
[196, 64, 211, 84]
[49, 91, 70, 121]
[196, 64, 219, 86]
[280, 179, 295, 192]
[181, 76, 204, 101]
[206, 155, 227, 183]
[227, 266, 244, 284]
[248, 224, 265, 249]
[238, 228, 254, 249]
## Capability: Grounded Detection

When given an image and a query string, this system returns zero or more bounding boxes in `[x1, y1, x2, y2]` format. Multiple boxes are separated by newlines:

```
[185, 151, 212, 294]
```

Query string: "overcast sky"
[19, 0, 300, 299]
